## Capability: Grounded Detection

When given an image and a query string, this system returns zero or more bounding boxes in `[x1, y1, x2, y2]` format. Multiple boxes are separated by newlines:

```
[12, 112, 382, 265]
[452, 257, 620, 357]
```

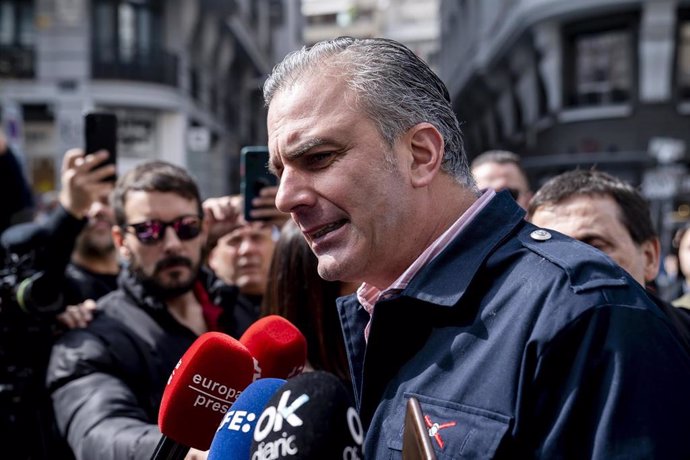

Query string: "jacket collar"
[337, 190, 526, 414]
[401, 190, 525, 307]
[337, 190, 526, 320]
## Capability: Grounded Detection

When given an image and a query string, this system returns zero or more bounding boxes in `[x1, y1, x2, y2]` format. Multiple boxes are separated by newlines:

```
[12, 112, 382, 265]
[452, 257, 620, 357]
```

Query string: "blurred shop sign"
[680, 175, 690, 195]
[188, 127, 210, 152]
[57, 0, 84, 26]
[642, 165, 686, 200]
[648, 137, 686, 164]
[119, 117, 155, 158]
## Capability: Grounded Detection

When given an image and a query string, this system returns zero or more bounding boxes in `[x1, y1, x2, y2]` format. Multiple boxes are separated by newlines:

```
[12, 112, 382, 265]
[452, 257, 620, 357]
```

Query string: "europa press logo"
[189, 373, 242, 414]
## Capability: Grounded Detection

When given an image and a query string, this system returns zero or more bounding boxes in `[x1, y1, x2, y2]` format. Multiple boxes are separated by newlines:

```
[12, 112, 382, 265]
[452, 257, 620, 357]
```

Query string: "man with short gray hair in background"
[471, 149, 532, 209]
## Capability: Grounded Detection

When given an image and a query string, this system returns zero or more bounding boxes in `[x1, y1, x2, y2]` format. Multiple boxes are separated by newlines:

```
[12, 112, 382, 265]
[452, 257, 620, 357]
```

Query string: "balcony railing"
[92, 49, 178, 87]
[0, 45, 35, 78]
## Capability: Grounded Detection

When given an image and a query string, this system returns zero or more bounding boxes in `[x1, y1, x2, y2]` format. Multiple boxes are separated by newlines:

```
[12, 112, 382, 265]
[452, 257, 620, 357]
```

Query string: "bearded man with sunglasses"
[46, 161, 247, 460]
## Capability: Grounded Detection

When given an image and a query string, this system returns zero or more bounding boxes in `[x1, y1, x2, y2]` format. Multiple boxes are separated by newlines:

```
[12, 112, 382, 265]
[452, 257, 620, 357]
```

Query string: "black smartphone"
[84, 112, 117, 182]
[240, 146, 277, 222]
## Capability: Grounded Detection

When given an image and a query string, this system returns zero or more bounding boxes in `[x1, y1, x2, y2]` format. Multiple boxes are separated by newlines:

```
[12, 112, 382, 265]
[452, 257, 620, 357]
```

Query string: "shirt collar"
[357, 189, 496, 316]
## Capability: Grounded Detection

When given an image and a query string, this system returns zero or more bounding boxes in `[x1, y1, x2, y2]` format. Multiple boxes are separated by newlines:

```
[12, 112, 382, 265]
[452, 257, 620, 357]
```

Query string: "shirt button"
[530, 229, 552, 241]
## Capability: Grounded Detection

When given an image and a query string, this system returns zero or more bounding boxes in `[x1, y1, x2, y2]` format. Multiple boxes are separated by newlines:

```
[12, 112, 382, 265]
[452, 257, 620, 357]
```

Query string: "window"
[0, 0, 34, 47]
[575, 31, 631, 104]
[92, 0, 162, 65]
[563, 14, 638, 107]
[306, 13, 337, 26]
[0, 0, 35, 78]
[94, 1, 115, 63]
[91, 0, 176, 85]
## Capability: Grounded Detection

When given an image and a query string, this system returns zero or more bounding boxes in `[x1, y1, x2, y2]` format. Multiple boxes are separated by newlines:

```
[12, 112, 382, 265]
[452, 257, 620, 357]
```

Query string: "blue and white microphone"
[207, 378, 286, 460]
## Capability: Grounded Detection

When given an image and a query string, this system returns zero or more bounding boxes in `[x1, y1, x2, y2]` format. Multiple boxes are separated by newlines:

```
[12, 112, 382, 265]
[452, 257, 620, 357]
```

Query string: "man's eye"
[587, 239, 610, 251]
[268, 162, 283, 178]
[307, 152, 334, 167]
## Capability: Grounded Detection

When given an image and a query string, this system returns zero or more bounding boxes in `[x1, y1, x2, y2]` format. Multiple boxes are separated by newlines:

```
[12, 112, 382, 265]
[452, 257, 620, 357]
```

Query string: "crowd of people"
[1, 36, 690, 459]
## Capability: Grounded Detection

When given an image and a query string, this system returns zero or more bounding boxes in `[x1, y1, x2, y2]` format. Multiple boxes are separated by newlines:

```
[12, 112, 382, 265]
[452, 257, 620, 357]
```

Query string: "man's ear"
[405, 122, 444, 188]
[642, 238, 661, 283]
[112, 226, 131, 260]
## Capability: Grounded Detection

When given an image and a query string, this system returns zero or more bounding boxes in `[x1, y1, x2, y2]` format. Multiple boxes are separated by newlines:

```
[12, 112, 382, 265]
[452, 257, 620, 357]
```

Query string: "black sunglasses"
[123, 215, 203, 245]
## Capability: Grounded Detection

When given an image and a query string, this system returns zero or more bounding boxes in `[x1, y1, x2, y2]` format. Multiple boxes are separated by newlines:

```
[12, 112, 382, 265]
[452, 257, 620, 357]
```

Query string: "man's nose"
[238, 237, 257, 255]
[162, 226, 184, 251]
[275, 167, 315, 213]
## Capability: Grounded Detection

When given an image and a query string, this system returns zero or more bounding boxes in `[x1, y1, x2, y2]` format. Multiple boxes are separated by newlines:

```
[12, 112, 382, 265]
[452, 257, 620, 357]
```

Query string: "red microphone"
[240, 315, 308, 380]
[151, 332, 255, 460]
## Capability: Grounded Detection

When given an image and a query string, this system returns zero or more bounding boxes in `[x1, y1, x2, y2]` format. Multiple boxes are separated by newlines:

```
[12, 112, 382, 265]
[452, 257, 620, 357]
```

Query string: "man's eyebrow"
[283, 138, 328, 160]
[269, 137, 330, 175]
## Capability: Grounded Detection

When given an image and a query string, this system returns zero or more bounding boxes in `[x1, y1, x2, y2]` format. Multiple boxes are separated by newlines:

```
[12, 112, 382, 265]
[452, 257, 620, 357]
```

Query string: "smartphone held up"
[240, 146, 277, 222]
[84, 112, 117, 182]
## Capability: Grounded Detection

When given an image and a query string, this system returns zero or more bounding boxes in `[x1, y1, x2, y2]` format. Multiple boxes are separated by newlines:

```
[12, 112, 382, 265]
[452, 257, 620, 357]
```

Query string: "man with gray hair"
[264, 37, 690, 458]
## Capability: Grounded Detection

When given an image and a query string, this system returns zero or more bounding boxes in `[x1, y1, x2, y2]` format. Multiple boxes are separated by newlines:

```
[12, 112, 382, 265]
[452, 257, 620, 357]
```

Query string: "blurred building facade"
[439, 0, 690, 250]
[0, 0, 302, 199]
[302, 0, 439, 67]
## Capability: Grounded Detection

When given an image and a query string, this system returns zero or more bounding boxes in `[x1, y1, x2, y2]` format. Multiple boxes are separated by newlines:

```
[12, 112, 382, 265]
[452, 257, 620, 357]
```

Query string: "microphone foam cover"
[207, 378, 286, 460]
[158, 332, 255, 450]
[250, 371, 364, 459]
[240, 315, 307, 379]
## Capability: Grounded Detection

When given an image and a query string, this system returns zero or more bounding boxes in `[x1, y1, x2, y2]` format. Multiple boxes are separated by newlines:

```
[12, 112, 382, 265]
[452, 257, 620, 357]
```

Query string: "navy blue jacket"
[338, 191, 690, 459]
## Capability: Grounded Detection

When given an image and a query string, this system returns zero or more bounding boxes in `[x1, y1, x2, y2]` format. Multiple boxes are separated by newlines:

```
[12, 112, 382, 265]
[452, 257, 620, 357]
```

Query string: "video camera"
[0, 225, 69, 460]
[0, 251, 64, 319]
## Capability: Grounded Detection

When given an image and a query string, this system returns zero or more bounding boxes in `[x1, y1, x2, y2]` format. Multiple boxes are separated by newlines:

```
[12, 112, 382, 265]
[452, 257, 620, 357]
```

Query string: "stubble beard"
[131, 255, 200, 300]
[76, 233, 116, 260]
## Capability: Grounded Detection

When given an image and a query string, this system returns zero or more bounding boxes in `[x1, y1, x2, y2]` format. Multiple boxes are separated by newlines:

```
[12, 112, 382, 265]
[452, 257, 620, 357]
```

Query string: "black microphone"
[250, 371, 364, 459]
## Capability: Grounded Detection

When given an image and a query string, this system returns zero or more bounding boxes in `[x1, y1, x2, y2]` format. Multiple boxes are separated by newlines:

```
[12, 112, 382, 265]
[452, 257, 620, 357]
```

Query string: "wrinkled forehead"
[267, 72, 359, 168]
[475, 162, 528, 190]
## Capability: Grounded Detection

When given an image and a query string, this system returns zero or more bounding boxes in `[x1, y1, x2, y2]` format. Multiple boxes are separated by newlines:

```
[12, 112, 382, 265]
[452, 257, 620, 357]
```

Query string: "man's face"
[530, 194, 658, 285]
[208, 222, 275, 296]
[114, 190, 206, 299]
[267, 73, 414, 288]
[472, 162, 531, 209]
[75, 193, 116, 258]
